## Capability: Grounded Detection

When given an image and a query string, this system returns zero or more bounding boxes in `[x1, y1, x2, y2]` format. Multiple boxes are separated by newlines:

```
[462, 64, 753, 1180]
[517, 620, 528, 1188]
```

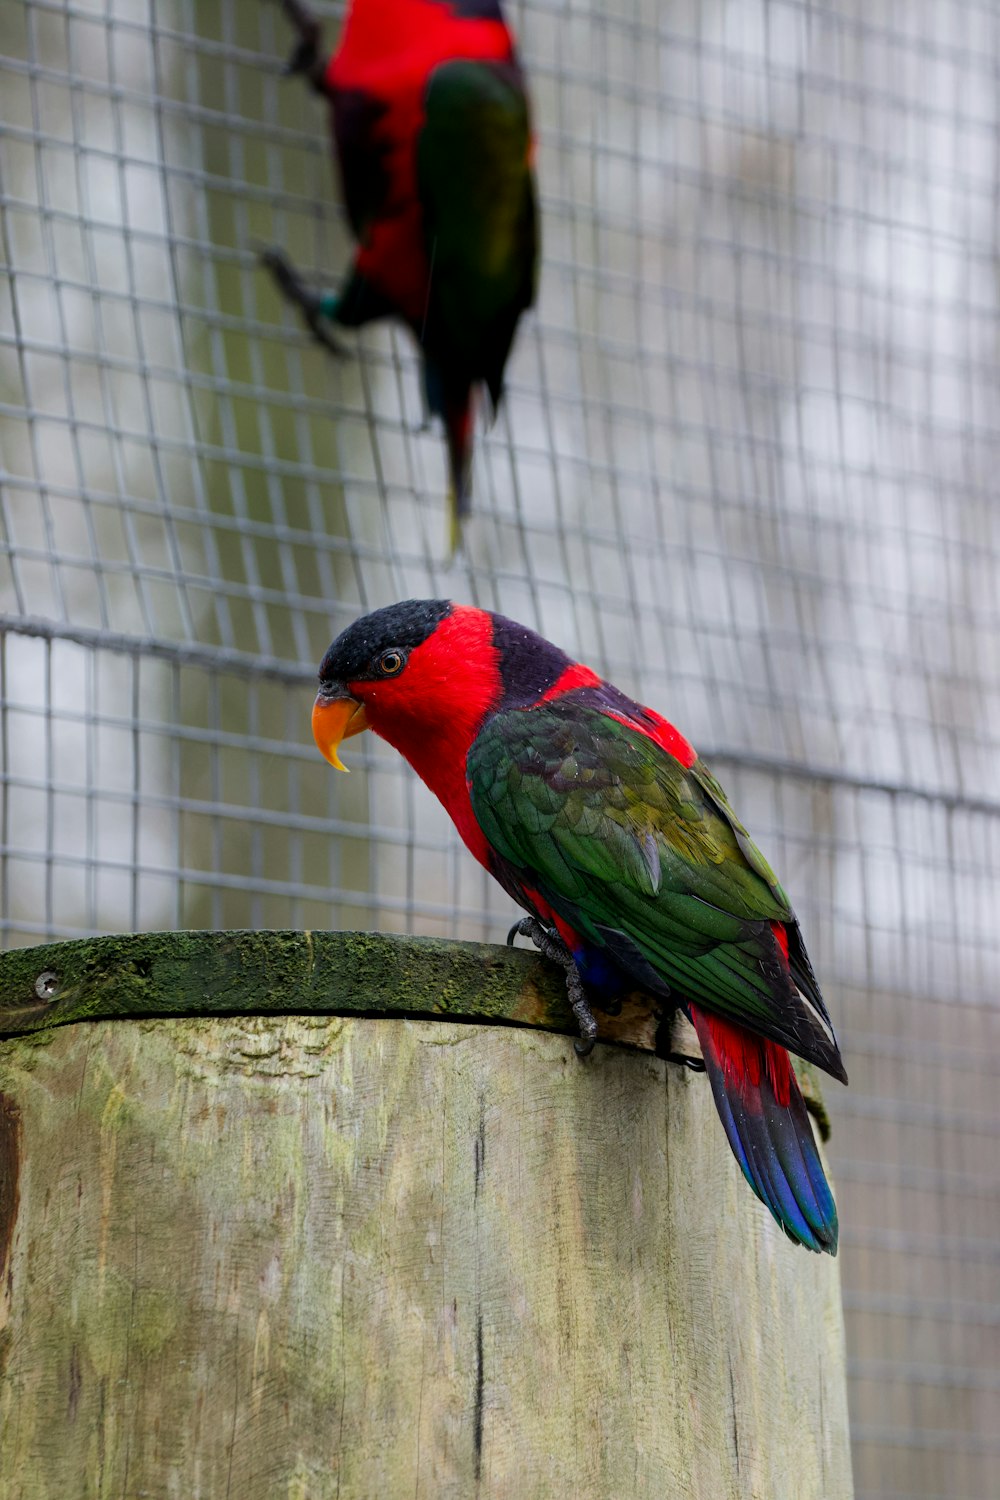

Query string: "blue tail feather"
[690, 1006, 839, 1255]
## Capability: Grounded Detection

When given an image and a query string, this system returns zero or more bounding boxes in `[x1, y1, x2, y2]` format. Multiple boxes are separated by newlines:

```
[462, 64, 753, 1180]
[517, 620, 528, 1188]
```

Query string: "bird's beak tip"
[312, 692, 368, 771]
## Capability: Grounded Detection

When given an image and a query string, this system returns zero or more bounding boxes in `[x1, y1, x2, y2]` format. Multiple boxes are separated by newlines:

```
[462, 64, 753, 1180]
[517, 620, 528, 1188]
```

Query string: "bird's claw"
[506, 913, 598, 1057]
[303, 311, 347, 360]
[278, 0, 327, 89]
[260, 246, 298, 294]
[507, 916, 538, 947]
[565, 959, 599, 1061]
[260, 248, 347, 359]
[284, 34, 320, 77]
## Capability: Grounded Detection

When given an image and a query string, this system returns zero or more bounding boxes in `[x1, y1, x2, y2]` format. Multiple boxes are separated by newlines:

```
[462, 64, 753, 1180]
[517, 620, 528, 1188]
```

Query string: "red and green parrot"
[311, 600, 847, 1253]
[263, 0, 539, 550]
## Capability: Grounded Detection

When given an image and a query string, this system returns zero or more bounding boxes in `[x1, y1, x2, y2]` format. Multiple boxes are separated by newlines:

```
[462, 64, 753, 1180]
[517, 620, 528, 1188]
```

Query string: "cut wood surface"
[0, 934, 853, 1499]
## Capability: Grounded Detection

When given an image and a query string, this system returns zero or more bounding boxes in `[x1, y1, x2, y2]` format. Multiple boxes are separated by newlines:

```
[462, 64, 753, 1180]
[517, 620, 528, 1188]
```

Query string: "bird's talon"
[508, 911, 598, 1054]
[278, 0, 326, 88]
[260, 247, 310, 306]
[306, 317, 348, 359]
[285, 37, 319, 76]
[261, 249, 347, 358]
[506, 915, 549, 951]
[259, 246, 287, 280]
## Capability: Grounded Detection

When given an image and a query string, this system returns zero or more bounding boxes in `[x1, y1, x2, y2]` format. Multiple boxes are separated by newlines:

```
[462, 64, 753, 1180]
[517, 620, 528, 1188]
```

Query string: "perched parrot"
[311, 600, 847, 1253]
[262, 0, 539, 550]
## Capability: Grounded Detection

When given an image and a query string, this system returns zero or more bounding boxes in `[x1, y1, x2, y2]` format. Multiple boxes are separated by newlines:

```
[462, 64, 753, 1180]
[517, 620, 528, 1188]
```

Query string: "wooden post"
[0, 933, 852, 1498]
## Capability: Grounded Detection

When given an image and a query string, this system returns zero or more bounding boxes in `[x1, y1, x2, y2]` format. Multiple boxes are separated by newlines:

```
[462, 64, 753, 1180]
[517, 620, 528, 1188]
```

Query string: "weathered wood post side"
[0, 932, 853, 1499]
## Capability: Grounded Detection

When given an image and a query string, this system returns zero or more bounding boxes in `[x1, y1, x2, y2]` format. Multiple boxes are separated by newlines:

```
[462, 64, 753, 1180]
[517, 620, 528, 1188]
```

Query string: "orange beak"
[312, 692, 369, 772]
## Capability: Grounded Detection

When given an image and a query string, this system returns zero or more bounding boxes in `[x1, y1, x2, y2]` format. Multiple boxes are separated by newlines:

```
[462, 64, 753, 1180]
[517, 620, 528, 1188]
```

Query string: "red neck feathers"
[352, 605, 501, 862]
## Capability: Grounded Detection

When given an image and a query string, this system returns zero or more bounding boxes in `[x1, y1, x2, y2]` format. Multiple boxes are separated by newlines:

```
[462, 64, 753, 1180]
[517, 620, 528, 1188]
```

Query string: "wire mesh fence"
[2, 0, 999, 1493]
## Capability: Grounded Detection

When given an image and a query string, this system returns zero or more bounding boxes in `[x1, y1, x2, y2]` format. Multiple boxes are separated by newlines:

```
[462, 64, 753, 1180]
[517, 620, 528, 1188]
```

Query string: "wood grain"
[0, 983, 853, 1497]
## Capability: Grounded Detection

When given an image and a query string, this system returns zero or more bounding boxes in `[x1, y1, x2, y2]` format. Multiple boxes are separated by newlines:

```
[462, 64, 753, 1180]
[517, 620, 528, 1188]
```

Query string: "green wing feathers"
[468, 703, 844, 1078]
[418, 59, 538, 402]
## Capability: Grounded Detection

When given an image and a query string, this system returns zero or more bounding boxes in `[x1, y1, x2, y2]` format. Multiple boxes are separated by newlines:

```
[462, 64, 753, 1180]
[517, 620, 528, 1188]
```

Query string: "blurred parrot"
[310, 600, 847, 1254]
[262, 0, 539, 551]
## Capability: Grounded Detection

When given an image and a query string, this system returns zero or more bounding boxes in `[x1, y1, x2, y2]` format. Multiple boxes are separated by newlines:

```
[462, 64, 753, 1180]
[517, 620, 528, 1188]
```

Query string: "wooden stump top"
[0, 932, 850, 1499]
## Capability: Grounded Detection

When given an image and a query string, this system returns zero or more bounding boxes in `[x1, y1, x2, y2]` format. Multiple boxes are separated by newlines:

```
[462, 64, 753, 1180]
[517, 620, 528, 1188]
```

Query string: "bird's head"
[312, 598, 587, 779]
[312, 599, 497, 774]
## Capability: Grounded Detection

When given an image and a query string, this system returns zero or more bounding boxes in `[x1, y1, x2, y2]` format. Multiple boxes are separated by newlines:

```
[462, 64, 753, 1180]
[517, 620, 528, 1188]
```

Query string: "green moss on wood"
[0, 931, 569, 1037]
[0, 931, 832, 1134]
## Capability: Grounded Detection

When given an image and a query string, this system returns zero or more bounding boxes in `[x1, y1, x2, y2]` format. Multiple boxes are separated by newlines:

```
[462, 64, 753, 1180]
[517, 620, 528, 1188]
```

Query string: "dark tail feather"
[442, 386, 475, 555]
[424, 360, 474, 554]
[689, 1005, 839, 1255]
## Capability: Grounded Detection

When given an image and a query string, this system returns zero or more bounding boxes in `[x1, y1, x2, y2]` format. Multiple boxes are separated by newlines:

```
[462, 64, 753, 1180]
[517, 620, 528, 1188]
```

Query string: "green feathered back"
[418, 58, 538, 402]
[468, 701, 841, 1073]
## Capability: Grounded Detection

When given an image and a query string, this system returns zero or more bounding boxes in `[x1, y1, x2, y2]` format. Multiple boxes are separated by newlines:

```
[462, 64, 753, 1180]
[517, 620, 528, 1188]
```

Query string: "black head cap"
[318, 599, 453, 687]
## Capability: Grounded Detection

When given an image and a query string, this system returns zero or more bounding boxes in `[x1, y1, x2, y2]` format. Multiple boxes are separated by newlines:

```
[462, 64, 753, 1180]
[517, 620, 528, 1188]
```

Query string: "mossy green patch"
[0, 930, 830, 1134]
[0, 930, 568, 1037]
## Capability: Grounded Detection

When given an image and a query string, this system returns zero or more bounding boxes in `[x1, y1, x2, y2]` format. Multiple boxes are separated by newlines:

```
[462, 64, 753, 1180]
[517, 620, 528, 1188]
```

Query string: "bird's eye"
[376, 649, 405, 677]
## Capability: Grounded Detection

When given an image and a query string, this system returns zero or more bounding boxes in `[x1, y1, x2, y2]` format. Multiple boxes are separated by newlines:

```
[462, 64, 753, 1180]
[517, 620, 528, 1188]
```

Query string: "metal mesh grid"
[2, 0, 999, 1493]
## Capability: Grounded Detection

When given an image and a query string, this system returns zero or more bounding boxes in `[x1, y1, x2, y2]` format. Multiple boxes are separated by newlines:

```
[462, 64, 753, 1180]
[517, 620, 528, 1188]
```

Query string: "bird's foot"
[506, 915, 565, 962]
[279, 0, 327, 89]
[260, 249, 347, 358]
[566, 966, 599, 1057]
[507, 917, 599, 1058]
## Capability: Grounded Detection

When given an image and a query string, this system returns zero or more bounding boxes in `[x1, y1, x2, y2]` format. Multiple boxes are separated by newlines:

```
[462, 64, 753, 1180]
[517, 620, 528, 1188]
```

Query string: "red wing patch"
[604, 708, 697, 769]
[520, 886, 583, 955]
[539, 663, 602, 702]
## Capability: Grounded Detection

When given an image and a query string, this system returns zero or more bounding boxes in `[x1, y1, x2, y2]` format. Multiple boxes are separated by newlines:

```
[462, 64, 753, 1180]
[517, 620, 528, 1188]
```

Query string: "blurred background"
[1, 0, 998, 1493]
